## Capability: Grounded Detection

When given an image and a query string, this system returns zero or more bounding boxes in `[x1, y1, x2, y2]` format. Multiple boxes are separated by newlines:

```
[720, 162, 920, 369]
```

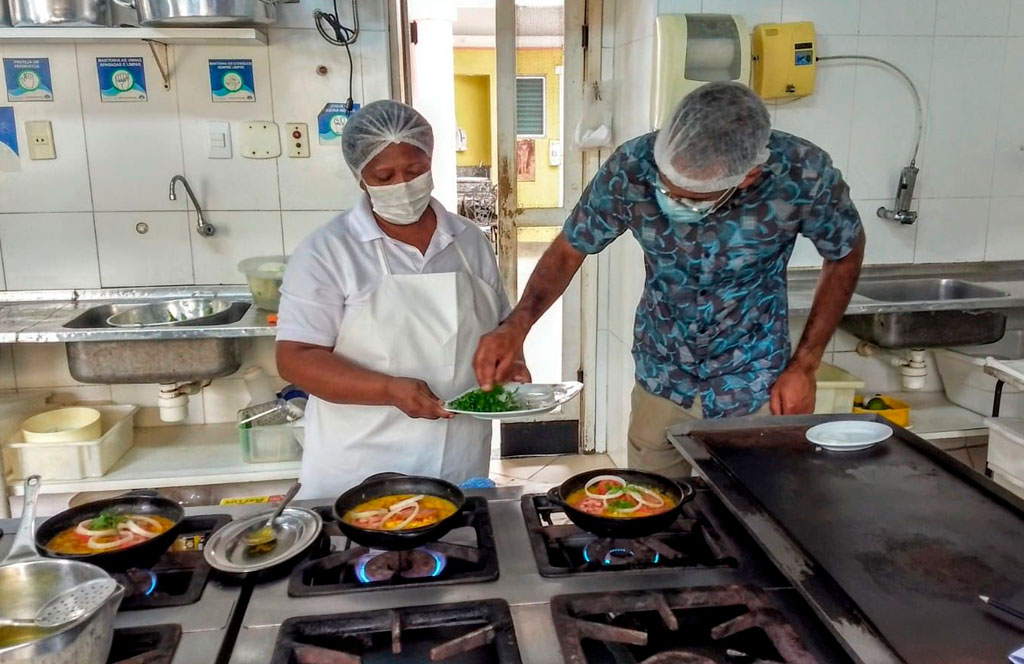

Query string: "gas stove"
[107, 624, 181, 664]
[287, 499, 498, 596]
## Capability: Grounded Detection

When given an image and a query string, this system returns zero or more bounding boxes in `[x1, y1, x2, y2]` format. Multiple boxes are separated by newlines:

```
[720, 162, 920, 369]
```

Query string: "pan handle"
[545, 486, 567, 507]
[677, 480, 696, 505]
[4, 476, 42, 564]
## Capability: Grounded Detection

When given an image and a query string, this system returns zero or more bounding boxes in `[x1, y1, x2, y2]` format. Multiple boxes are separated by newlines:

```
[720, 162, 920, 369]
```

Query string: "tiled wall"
[0, 0, 389, 290]
[0, 1, 389, 423]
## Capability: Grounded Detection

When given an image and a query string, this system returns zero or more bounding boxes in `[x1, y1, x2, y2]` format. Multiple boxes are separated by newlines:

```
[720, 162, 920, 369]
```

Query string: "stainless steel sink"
[842, 279, 1008, 348]
[63, 300, 250, 384]
[855, 278, 1009, 302]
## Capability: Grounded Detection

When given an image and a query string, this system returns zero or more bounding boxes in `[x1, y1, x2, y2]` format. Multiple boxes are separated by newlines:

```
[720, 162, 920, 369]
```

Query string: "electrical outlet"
[286, 123, 310, 158]
[25, 121, 55, 160]
[239, 121, 281, 159]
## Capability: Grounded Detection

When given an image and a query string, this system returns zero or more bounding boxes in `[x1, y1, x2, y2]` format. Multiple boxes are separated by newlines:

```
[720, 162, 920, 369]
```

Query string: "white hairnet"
[341, 100, 434, 176]
[653, 82, 771, 193]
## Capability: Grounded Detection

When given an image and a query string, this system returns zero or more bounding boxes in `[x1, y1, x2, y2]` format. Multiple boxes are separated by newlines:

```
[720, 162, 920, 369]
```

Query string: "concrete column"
[408, 0, 458, 211]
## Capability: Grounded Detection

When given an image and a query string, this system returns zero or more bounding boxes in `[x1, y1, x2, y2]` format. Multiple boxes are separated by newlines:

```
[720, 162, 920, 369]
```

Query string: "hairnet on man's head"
[653, 82, 771, 193]
[341, 100, 434, 176]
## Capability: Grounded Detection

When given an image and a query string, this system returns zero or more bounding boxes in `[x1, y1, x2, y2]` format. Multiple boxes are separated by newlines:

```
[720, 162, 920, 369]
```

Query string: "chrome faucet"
[169, 175, 216, 237]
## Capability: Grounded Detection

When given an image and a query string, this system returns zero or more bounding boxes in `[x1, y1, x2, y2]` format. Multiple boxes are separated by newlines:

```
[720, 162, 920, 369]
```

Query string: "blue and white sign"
[209, 59, 255, 102]
[317, 102, 360, 146]
[97, 57, 148, 103]
[0, 107, 20, 172]
[4, 58, 53, 102]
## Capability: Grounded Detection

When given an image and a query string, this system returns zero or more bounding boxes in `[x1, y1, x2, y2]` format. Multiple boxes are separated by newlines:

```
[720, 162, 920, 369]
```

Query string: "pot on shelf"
[111, 0, 277, 26]
[9, 0, 109, 26]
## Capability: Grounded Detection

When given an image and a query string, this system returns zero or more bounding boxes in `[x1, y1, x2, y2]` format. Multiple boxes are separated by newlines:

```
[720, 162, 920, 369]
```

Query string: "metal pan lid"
[203, 507, 321, 574]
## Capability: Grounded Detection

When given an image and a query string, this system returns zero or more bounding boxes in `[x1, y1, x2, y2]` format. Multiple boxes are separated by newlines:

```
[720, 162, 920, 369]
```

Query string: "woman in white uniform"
[276, 100, 529, 499]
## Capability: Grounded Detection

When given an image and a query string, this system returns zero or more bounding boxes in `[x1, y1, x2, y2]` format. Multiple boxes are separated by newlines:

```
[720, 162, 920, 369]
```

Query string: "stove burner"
[354, 548, 447, 583]
[107, 624, 181, 664]
[583, 539, 662, 566]
[118, 568, 159, 599]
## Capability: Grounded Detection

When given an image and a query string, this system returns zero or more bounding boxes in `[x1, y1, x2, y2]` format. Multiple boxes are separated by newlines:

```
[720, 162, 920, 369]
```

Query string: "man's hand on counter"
[769, 361, 817, 415]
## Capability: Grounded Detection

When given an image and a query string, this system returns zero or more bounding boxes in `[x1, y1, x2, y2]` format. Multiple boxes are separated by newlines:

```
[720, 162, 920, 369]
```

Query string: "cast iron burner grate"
[270, 599, 522, 663]
[521, 492, 738, 577]
[288, 498, 498, 596]
[113, 514, 230, 611]
[551, 586, 825, 664]
[107, 624, 181, 664]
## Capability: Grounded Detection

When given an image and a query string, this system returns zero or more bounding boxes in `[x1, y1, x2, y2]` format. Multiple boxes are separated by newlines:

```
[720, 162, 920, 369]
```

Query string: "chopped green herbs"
[449, 385, 523, 413]
[90, 511, 119, 530]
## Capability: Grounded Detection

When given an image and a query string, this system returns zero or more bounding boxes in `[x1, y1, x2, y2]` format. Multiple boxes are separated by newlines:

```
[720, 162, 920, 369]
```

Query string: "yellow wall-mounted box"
[751, 21, 816, 100]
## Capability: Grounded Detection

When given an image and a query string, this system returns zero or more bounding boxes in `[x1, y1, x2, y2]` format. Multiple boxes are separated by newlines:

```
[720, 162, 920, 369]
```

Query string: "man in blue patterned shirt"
[475, 82, 864, 477]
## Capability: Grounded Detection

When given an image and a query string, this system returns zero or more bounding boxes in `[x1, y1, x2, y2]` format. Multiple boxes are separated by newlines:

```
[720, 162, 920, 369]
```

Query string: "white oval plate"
[805, 420, 893, 452]
[445, 382, 583, 421]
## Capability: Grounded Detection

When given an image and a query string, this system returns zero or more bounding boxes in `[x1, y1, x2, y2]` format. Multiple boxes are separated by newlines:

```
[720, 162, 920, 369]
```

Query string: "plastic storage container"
[934, 330, 1024, 417]
[238, 255, 288, 312]
[4, 404, 138, 480]
[238, 402, 303, 463]
[814, 363, 865, 414]
[984, 418, 1024, 486]
[853, 394, 911, 428]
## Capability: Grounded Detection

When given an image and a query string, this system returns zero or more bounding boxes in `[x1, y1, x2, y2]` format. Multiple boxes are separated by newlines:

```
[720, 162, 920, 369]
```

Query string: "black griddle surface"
[691, 423, 1024, 663]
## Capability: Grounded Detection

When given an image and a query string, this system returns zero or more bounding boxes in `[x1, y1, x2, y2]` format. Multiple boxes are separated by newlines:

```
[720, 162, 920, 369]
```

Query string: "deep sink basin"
[63, 299, 250, 384]
[842, 279, 1008, 349]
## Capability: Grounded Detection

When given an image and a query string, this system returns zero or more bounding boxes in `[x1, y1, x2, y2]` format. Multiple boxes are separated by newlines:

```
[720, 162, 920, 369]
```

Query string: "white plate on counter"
[805, 420, 893, 452]
[445, 382, 583, 420]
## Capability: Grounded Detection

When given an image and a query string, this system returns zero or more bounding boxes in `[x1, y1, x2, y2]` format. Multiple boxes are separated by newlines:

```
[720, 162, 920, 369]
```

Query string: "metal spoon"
[243, 481, 301, 552]
[0, 578, 119, 629]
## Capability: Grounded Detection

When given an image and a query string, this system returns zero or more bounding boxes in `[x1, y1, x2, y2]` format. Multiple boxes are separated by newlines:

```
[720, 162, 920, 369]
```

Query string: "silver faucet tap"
[169, 175, 216, 237]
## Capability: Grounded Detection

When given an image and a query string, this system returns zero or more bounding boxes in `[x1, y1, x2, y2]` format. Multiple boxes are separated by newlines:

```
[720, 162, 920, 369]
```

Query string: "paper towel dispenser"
[652, 14, 750, 129]
[751, 22, 817, 99]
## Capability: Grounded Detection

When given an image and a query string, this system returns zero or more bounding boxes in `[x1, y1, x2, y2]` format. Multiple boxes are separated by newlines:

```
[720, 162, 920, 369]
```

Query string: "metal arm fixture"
[168, 175, 215, 238]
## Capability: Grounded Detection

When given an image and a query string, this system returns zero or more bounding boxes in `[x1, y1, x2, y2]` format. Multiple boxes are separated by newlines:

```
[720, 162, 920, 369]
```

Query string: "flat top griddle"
[677, 418, 1024, 664]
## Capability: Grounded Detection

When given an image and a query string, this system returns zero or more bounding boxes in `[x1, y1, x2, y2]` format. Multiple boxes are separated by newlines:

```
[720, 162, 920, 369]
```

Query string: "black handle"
[677, 480, 696, 505]
[122, 488, 160, 498]
[546, 486, 566, 507]
[363, 472, 406, 483]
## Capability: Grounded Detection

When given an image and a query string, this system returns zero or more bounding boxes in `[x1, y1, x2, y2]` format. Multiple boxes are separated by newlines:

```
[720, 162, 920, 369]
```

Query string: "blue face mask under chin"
[653, 186, 714, 225]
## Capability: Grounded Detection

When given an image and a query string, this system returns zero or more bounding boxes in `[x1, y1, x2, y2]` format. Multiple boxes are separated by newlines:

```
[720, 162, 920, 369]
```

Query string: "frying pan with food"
[35, 490, 185, 571]
[333, 473, 466, 550]
[546, 468, 695, 539]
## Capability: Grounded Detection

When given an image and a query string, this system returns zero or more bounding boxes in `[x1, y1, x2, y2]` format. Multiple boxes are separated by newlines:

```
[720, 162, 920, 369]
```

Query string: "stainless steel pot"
[0, 477, 124, 664]
[1, 2, 11, 26]
[111, 0, 276, 26]
[9, 0, 109, 26]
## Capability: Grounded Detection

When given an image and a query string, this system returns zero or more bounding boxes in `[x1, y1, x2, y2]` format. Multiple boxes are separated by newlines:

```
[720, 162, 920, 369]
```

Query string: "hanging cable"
[816, 54, 923, 166]
[314, 0, 360, 111]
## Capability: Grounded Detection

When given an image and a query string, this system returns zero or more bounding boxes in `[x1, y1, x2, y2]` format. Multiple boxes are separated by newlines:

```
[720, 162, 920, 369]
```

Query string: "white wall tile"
[191, 211, 284, 284]
[657, 0, 700, 15]
[935, 0, 1009, 35]
[856, 198, 918, 264]
[269, 28, 364, 210]
[275, 0, 387, 32]
[985, 197, 1024, 261]
[848, 36, 933, 200]
[202, 378, 249, 423]
[832, 349, 903, 393]
[921, 37, 1004, 198]
[358, 30, 392, 102]
[788, 236, 824, 268]
[774, 35, 858, 172]
[239, 337, 280, 378]
[615, 0, 656, 45]
[0, 213, 100, 289]
[0, 345, 17, 391]
[1011, 0, 1024, 33]
[834, 328, 863, 352]
[859, 0, 937, 35]
[175, 44, 281, 211]
[0, 45, 92, 213]
[915, 198, 989, 263]
[49, 385, 112, 404]
[282, 210, 339, 253]
[701, 0, 782, 26]
[992, 38, 1024, 194]
[95, 211, 193, 287]
[75, 44, 185, 213]
[781, 0, 861, 34]
[12, 343, 78, 388]
[612, 37, 654, 139]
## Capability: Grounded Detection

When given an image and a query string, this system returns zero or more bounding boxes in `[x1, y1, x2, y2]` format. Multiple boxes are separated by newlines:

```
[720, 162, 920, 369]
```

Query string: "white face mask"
[364, 171, 434, 225]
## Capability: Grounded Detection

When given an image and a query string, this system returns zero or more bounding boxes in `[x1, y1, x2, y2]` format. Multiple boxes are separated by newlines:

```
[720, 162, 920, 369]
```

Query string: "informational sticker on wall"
[209, 59, 255, 102]
[96, 57, 148, 103]
[4, 58, 53, 102]
[0, 107, 20, 172]
[317, 102, 360, 145]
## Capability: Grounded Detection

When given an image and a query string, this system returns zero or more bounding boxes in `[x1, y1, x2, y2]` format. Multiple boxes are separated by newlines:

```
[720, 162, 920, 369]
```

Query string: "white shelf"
[0, 26, 267, 45]
[887, 391, 989, 439]
[5, 422, 298, 496]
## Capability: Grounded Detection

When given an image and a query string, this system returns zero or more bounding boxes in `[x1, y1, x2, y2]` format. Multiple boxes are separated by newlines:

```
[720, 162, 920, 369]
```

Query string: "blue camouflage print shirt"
[564, 130, 862, 418]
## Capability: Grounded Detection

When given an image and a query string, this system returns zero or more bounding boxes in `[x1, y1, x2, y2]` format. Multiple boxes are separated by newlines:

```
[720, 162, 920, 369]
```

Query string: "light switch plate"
[25, 121, 55, 160]
[239, 121, 281, 159]
[207, 121, 232, 159]
[285, 122, 310, 158]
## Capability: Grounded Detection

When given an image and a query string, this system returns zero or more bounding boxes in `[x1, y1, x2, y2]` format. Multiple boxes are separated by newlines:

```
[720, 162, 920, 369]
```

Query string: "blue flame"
[583, 546, 660, 566]
[355, 549, 446, 584]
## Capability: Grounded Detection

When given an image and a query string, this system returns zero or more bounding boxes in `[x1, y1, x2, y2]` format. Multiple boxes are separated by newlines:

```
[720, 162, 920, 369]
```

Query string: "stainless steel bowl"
[0, 477, 124, 664]
[9, 0, 109, 26]
[111, 0, 276, 26]
[105, 298, 233, 328]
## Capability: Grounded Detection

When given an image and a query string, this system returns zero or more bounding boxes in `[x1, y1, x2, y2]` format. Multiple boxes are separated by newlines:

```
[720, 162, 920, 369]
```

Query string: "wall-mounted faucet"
[169, 175, 216, 237]
[877, 165, 919, 225]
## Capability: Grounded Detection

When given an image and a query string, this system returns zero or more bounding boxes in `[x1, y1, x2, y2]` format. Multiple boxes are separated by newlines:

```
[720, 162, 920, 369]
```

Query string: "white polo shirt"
[277, 193, 510, 348]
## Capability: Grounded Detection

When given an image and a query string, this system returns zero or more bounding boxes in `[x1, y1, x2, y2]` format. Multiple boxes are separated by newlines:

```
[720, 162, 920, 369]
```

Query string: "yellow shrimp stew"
[47, 513, 176, 555]
[566, 476, 677, 518]
[343, 494, 458, 531]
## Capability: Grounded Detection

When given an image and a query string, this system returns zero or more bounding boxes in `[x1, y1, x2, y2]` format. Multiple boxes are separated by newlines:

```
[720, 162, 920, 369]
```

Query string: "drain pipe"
[158, 380, 211, 422]
[856, 342, 928, 390]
